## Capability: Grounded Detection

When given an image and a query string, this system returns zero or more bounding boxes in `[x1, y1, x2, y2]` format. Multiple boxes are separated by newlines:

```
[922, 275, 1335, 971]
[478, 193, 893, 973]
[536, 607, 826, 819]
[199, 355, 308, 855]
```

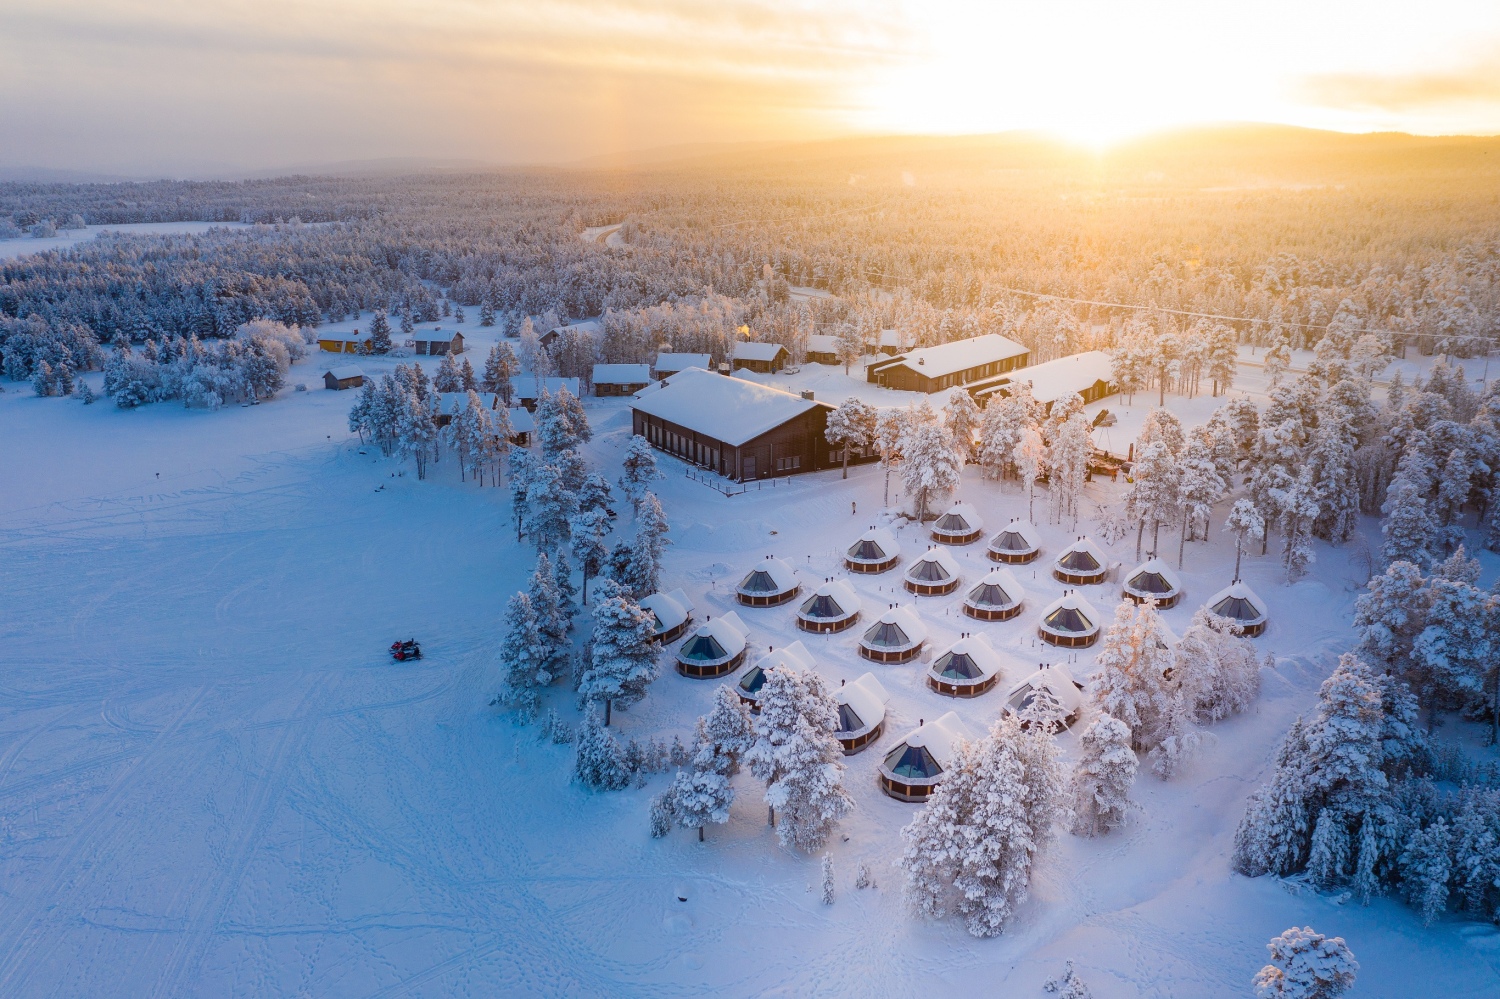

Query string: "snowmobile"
[390, 639, 422, 661]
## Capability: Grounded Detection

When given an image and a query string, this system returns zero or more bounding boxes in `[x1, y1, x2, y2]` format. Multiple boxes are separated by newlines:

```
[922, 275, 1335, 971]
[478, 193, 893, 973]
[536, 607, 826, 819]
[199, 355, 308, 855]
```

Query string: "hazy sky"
[3, 0, 1500, 176]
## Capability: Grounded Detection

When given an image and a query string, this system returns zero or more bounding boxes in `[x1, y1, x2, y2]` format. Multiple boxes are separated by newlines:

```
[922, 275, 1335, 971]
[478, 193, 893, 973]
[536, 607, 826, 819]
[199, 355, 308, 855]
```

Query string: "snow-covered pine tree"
[945, 389, 982, 462]
[618, 435, 664, 512]
[31, 360, 53, 396]
[821, 854, 836, 904]
[397, 387, 439, 480]
[1271, 470, 1319, 582]
[745, 666, 853, 851]
[528, 552, 571, 652]
[899, 421, 962, 522]
[1263, 333, 1292, 391]
[621, 492, 669, 597]
[1225, 498, 1266, 580]
[875, 407, 908, 508]
[1014, 426, 1047, 522]
[1410, 561, 1492, 718]
[825, 397, 878, 479]
[496, 591, 553, 719]
[573, 708, 631, 790]
[1352, 559, 1429, 672]
[1398, 817, 1452, 925]
[836, 321, 865, 374]
[478, 296, 496, 327]
[1066, 713, 1138, 836]
[369, 311, 393, 354]
[898, 714, 1062, 937]
[1091, 599, 1177, 751]
[569, 507, 611, 603]
[484, 340, 519, 400]
[1380, 437, 1439, 566]
[1044, 961, 1094, 999]
[1173, 607, 1261, 722]
[666, 686, 754, 840]
[1252, 926, 1357, 999]
[576, 579, 659, 725]
[399, 311, 416, 337]
[1176, 433, 1227, 563]
[1139, 408, 1185, 458]
[1306, 408, 1361, 544]
[1050, 412, 1093, 529]
[1125, 439, 1181, 559]
[433, 349, 462, 393]
[978, 388, 1033, 480]
[578, 473, 616, 520]
[523, 462, 578, 557]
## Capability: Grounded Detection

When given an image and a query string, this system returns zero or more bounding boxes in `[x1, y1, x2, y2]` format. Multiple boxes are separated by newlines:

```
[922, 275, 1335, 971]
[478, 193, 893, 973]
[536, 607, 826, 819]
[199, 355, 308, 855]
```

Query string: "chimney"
[718, 363, 731, 375]
[801, 390, 815, 401]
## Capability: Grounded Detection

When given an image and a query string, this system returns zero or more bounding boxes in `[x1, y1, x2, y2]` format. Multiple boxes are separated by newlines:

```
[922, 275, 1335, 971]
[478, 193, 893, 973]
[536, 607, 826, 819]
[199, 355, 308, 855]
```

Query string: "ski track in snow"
[2, 352, 1499, 997]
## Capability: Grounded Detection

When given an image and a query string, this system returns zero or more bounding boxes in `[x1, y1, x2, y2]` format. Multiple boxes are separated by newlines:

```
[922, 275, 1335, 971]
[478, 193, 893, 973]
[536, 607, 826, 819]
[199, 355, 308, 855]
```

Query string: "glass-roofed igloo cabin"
[638, 588, 695, 644]
[903, 546, 962, 596]
[858, 606, 928, 663]
[1122, 557, 1184, 609]
[1205, 581, 1269, 637]
[736, 641, 815, 711]
[1037, 591, 1103, 648]
[926, 633, 1006, 697]
[834, 672, 889, 754]
[844, 526, 900, 574]
[796, 579, 861, 633]
[675, 611, 750, 678]
[1005, 663, 1085, 730]
[930, 502, 984, 545]
[962, 566, 1025, 621]
[1052, 536, 1108, 585]
[734, 556, 800, 607]
[879, 712, 972, 801]
[987, 519, 1042, 564]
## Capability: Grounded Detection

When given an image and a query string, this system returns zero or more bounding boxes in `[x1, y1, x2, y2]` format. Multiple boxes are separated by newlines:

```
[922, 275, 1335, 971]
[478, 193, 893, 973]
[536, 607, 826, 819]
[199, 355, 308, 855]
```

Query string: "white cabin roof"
[732, 341, 788, 362]
[324, 365, 364, 380]
[1007, 664, 1084, 715]
[898, 711, 972, 769]
[510, 376, 581, 400]
[1124, 557, 1184, 598]
[966, 567, 1026, 607]
[863, 605, 928, 648]
[753, 640, 817, 674]
[737, 556, 798, 594]
[803, 579, 860, 615]
[592, 363, 651, 385]
[507, 408, 535, 433]
[836, 672, 888, 734]
[690, 611, 749, 657]
[905, 546, 961, 580]
[928, 633, 1005, 682]
[848, 526, 900, 561]
[640, 588, 694, 632]
[655, 352, 712, 372]
[1055, 536, 1108, 571]
[995, 350, 1113, 404]
[884, 334, 1027, 379]
[935, 501, 983, 533]
[632, 367, 827, 447]
[1038, 592, 1103, 635]
[1206, 581, 1268, 623]
[989, 519, 1042, 552]
[806, 334, 840, 354]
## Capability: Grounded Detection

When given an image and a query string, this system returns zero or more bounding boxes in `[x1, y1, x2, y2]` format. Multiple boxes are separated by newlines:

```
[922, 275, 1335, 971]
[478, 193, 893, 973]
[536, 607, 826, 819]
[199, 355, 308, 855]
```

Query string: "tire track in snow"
[153, 672, 339, 998]
[0, 684, 212, 992]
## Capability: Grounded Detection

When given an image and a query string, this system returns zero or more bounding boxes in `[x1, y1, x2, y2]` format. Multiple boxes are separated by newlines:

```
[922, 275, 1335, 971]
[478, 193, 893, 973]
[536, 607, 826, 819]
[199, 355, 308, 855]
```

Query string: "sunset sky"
[3, 0, 1500, 175]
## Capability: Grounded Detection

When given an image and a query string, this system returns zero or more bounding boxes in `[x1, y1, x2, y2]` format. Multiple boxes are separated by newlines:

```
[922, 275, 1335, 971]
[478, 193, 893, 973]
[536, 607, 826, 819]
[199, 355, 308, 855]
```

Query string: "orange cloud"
[1299, 49, 1500, 111]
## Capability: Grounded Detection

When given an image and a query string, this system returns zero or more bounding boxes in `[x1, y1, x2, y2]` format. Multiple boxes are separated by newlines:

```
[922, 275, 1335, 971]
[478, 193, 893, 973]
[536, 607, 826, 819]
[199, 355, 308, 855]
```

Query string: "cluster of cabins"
[639, 504, 1268, 804]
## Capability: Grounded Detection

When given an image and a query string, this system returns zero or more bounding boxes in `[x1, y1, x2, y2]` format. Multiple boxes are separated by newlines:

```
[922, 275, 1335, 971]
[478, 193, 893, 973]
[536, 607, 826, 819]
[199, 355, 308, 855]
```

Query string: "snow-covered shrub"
[1253, 927, 1357, 998]
[573, 710, 630, 791]
[1066, 713, 1138, 836]
[746, 666, 852, 852]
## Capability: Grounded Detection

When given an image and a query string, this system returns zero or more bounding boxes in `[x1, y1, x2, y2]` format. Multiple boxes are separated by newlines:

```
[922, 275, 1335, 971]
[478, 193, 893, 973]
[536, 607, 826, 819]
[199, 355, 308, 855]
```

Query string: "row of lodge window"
[645, 420, 720, 470]
[775, 455, 802, 472]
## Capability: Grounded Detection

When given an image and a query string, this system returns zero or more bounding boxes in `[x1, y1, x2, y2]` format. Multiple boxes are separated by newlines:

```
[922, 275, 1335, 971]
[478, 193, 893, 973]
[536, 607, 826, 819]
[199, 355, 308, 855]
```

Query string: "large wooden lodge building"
[867, 333, 1029, 393]
[631, 367, 876, 481]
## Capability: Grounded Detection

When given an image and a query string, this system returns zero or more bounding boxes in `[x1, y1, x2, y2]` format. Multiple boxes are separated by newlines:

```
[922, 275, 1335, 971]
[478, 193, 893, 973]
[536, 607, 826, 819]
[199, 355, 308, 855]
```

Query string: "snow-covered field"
[0, 222, 254, 261]
[3, 340, 1499, 997]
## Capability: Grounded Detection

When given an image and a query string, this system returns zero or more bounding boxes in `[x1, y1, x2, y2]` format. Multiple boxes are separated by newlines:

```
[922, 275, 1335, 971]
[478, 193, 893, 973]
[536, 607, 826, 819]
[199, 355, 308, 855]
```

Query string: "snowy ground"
[3, 343, 1499, 997]
[0, 222, 254, 261]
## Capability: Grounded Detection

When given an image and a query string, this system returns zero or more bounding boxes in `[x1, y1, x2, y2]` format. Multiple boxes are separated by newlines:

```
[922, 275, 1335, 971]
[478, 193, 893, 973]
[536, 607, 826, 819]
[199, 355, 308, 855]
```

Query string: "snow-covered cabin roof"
[433, 392, 474, 416]
[592, 363, 651, 385]
[928, 633, 1005, 685]
[807, 334, 840, 354]
[885, 712, 971, 779]
[798, 579, 860, 622]
[654, 352, 712, 373]
[965, 567, 1025, 611]
[324, 365, 364, 380]
[835, 673, 888, 738]
[1206, 581, 1268, 626]
[932, 502, 983, 537]
[506, 408, 535, 433]
[736, 556, 798, 598]
[1006, 664, 1084, 718]
[1054, 536, 1108, 575]
[988, 519, 1042, 555]
[884, 334, 1028, 379]
[678, 611, 749, 665]
[993, 350, 1113, 405]
[860, 606, 928, 653]
[1038, 592, 1103, 637]
[320, 329, 370, 343]
[640, 588, 694, 634]
[878, 329, 905, 349]
[732, 341, 788, 362]
[738, 641, 817, 703]
[543, 319, 601, 341]
[509, 376, 581, 401]
[1124, 558, 1184, 600]
[847, 526, 900, 563]
[904, 546, 961, 584]
[632, 367, 829, 447]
